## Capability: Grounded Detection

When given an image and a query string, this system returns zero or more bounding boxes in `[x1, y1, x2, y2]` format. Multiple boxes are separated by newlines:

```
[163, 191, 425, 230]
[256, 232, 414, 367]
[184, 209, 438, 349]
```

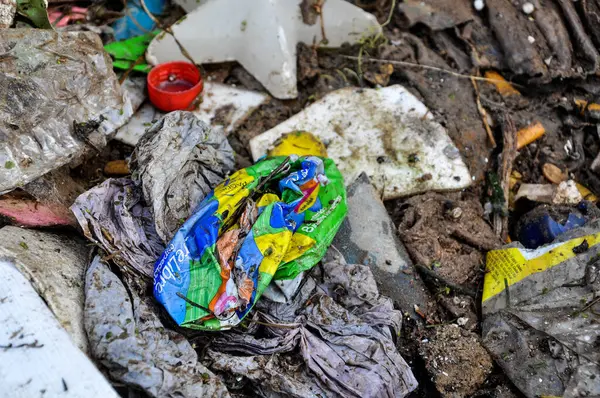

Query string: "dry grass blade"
[343, 55, 525, 88]
[139, 0, 198, 66]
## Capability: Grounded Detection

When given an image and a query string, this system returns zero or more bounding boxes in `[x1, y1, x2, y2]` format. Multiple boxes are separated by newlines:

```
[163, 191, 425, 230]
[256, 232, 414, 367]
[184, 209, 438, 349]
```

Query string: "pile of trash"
[2, 0, 600, 397]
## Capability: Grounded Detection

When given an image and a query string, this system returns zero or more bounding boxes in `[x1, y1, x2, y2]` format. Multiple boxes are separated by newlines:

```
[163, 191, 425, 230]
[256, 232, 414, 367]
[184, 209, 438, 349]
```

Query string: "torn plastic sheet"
[114, 82, 268, 146]
[250, 85, 472, 200]
[71, 112, 234, 277]
[154, 156, 347, 330]
[0, 29, 134, 194]
[130, 111, 235, 242]
[71, 178, 164, 278]
[84, 255, 230, 397]
[482, 222, 600, 398]
[207, 252, 418, 397]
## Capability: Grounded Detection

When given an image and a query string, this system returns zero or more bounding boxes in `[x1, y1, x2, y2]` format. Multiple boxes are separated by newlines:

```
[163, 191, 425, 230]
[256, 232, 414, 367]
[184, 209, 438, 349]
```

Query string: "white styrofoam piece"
[250, 85, 472, 200]
[114, 103, 161, 146]
[0, 259, 119, 398]
[115, 82, 268, 146]
[146, 0, 381, 99]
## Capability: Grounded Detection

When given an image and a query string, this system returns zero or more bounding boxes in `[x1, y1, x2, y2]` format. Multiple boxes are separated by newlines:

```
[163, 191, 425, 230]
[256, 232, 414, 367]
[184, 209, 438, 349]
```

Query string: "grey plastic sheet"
[482, 221, 600, 398]
[130, 111, 235, 242]
[84, 256, 230, 398]
[207, 251, 418, 398]
[71, 112, 234, 277]
[71, 178, 163, 278]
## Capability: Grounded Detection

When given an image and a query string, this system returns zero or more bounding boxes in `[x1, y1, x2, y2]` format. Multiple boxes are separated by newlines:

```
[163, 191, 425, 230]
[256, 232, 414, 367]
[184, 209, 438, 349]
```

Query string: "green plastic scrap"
[104, 31, 159, 73]
[17, 0, 52, 29]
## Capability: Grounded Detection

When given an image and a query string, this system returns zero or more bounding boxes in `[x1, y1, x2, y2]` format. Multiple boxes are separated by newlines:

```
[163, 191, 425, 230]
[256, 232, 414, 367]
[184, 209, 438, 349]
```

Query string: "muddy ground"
[225, 1, 600, 396]
[4, 0, 600, 396]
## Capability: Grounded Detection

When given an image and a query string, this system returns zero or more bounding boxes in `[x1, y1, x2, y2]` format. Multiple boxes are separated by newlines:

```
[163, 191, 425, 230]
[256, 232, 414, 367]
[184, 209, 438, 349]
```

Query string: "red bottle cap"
[147, 61, 204, 112]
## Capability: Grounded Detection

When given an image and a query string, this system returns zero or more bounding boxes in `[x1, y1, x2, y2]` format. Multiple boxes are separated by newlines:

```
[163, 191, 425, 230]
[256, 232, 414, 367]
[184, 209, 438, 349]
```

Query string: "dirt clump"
[420, 325, 494, 398]
[394, 192, 501, 287]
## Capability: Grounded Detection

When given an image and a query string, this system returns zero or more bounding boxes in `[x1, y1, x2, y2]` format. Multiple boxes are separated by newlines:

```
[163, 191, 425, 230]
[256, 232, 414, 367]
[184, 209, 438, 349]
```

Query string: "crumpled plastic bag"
[482, 221, 600, 398]
[0, 29, 134, 194]
[154, 155, 347, 330]
[206, 251, 418, 397]
[84, 255, 230, 398]
[71, 112, 234, 277]
[71, 178, 164, 278]
[130, 111, 235, 242]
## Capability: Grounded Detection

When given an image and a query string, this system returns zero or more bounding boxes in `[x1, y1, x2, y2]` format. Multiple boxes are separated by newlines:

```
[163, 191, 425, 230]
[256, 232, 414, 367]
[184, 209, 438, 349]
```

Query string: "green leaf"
[112, 60, 152, 73]
[17, 0, 52, 29]
[104, 31, 159, 73]
[5, 161, 15, 169]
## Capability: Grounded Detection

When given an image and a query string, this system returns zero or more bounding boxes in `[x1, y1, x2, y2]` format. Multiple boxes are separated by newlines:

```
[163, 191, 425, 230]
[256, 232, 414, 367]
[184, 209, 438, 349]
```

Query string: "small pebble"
[522, 2, 534, 14]
[528, 35, 535, 44]
[450, 207, 463, 220]
[542, 163, 567, 184]
[474, 0, 485, 11]
[443, 144, 460, 160]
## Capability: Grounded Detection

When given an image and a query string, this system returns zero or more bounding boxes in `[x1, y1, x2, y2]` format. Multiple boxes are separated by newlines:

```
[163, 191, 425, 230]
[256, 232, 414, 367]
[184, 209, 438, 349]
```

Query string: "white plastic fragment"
[0, 259, 119, 398]
[528, 35, 536, 44]
[553, 180, 583, 205]
[115, 82, 268, 146]
[474, 0, 485, 11]
[173, 0, 208, 13]
[0, 0, 16, 27]
[514, 183, 555, 203]
[522, 2, 535, 14]
[514, 180, 583, 205]
[250, 85, 472, 200]
[146, 0, 381, 99]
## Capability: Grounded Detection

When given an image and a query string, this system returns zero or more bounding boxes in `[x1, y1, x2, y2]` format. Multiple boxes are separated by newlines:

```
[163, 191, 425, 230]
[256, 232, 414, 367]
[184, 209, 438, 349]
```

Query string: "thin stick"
[381, 0, 396, 27]
[581, 296, 600, 312]
[471, 76, 497, 148]
[415, 264, 477, 298]
[494, 114, 517, 240]
[342, 55, 525, 88]
[139, 0, 198, 66]
[314, 0, 327, 44]
[250, 320, 301, 329]
[118, 53, 145, 85]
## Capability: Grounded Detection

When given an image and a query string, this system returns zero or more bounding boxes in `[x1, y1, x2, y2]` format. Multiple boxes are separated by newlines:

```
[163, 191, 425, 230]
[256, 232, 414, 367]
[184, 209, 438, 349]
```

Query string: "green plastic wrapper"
[154, 155, 347, 330]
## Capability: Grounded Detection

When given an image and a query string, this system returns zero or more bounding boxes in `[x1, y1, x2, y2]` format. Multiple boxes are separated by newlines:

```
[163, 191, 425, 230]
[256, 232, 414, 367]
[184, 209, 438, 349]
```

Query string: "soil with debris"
[5, 0, 600, 396]
[392, 192, 501, 287]
[420, 325, 494, 398]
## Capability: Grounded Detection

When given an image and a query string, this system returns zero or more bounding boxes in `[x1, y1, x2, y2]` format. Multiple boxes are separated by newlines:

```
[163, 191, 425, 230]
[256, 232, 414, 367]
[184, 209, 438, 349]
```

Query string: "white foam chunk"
[250, 85, 472, 199]
[115, 82, 268, 146]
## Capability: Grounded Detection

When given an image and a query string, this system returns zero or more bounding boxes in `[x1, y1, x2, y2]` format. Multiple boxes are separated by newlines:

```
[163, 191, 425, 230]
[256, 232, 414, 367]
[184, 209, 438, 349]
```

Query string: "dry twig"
[494, 114, 517, 240]
[471, 76, 497, 148]
[344, 55, 525, 87]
